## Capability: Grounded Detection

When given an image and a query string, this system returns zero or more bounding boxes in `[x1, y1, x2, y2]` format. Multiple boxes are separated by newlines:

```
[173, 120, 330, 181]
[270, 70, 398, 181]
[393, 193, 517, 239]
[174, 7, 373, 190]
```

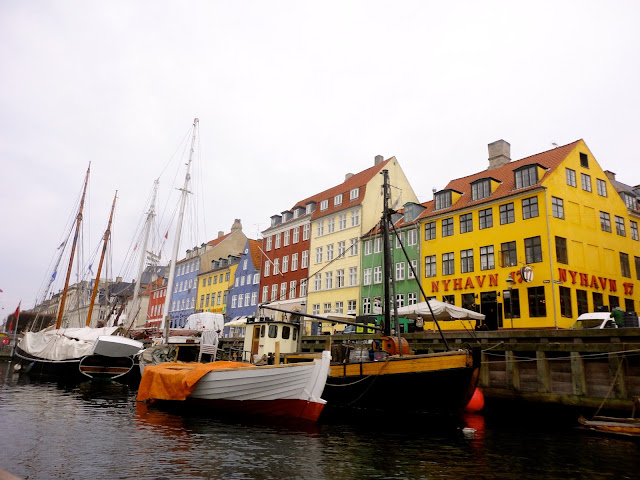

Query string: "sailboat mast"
[56, 164, 90, 329]
[129, 180, 158, 328]
[381, 170, 393, 337]
[161, 118, 199, 342]
[86, 191, 118, 327]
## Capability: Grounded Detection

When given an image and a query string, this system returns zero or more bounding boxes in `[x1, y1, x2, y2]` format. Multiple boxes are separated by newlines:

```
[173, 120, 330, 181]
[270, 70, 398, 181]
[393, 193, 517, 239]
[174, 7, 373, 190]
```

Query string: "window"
[320, 199, 328, 211]
[434, 191, 452, 210]
[315, 247, 323, 264]
[528, 286, 547, 317]
[291, 253, 298, 271]
[615, 216, 626, 236]
[268, 325, 278, 339]
[350, 188, 359, 200]
[351, 209, 360, 226]
[364, 240, 372, 255]
[396, 262, 405, 281]
[600, 212, 611, 232]
[525, 236, 543, 263]
[500, 203, 515, 224]
[596, 178, 607, 197]
[636, 256, 640, 280]
[300, 279, 307, 297]
[609, 295, 620, 310]
[460, 213, 473, 233]
[326, 244, 334, 261]
[461, 249, 474, 273]
[407, 229, 418, 245]
[581, 173, 592, 192]
[631, 221, 639, 241]
[566, 168, 577, 187]
[262, 286, 268, 303]
[479, 208, 493, 229]
[317, 221, 324, 237]
[348, 300, 356, 314]
[556, 236, 568, 264]
[442, 295, 454, 305]
[312, 304, 320, 316]
[349, 238, 358, 256]
[289, 280, 297, 298]
[314, 274, 322, 291]
[362, 298, 371, 314]
[363, 268, 372, 285]
[408, 259, 417, 279]
[471, 179, 491, 201]
[442, 252, 455, 275]
[231, 295, 237, 308]
[349, 267, 357, 286]
[283, 230, 290, 246]
[396, 294, 405, 308]
[293, 227, 299, 243]
[623, 192, 638, 210]
[559, 286, 572, 318]
[271, 284, 278, 301]
[480, 246, 495, 270]
[301, 250, 309, 268]
[237, 294, 243, 308]
[620, 252, 631, 278]
[442, 218, 454, 237]
[338, 213, 347, 230]
[281, 255, 289, 273]
[577, 290, 588, 316]
[408, 292, 417, 305]
[425, 255, 436, 277]
[337, 241, 346, 258]
[514, 165, 538, 189]
[251, 292, 257, 305]
[335, 301, 344, 314]
[374, 238, 382, 253]
[593, 292, 604, 311]
[395, 231, 404, 248]
[266, 236, 272, 251]
[373, 266, 382, 284]
[273, 258, 279, 275]
[327, 217, 335, 234]
[500, 241, 517, 267]
[274, 233, 281, 249]
[580, 152, 589, 168]
[303, 224, 310, 241]
[336, 269, 344, 288]
[425, 222, 436, 240]
[334, 194, 343, 206]
[552, 197, 564, 219]
[500, 288, 519, 320]
[522, 197, 539, 219]
[254, 273, 259, 284]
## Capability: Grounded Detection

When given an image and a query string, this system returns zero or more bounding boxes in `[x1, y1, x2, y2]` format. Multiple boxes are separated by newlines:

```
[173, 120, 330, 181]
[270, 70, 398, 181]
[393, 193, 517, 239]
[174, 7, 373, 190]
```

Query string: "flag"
[88, 263, 94, 274]
[0, 288, 3, 293]
[7, 302, 19, 332]
[14, 302, 20, 318]
[51, 270, 57, 281]
[164, 231, 169, 239]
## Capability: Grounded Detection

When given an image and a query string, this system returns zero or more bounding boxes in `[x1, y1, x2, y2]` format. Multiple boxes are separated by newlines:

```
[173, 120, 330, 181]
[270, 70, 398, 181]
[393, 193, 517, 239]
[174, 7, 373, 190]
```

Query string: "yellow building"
[418, 139, 639, 330]
[196, 255, 239, 316]
[306, 155, 418, 330]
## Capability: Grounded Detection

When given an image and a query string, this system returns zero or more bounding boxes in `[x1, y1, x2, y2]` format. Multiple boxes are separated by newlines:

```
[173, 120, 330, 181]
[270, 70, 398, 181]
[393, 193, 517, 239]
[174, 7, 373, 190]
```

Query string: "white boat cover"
[18, 326, 120, 361]
[396, 300, 485, 321]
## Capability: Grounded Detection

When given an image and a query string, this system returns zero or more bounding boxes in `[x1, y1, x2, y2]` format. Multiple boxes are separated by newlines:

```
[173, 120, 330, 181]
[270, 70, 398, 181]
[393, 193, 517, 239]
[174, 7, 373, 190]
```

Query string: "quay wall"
[296, 328, 640, 411]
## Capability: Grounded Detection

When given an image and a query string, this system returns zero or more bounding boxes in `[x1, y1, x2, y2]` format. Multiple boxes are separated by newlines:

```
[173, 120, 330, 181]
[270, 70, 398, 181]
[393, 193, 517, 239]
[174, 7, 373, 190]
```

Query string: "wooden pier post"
[536, 351, 551, 393]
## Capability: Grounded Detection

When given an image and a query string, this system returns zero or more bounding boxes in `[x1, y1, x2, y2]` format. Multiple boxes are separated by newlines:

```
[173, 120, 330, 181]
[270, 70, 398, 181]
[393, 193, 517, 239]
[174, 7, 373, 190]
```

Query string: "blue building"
[169, 246, 203, 327]
[226, 239, 263, 333]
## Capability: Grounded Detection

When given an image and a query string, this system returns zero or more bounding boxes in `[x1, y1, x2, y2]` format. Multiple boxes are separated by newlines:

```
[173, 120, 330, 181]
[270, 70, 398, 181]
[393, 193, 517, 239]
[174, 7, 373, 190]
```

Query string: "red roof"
[416, 140, 581, 219]
[247, 239, 263, 271]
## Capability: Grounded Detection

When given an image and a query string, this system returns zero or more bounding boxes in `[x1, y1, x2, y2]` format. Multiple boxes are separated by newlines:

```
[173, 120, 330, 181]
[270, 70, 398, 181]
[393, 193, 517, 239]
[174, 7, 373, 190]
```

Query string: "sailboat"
[14, 167, 143, 381]
[136, 119, 332, 422]
[258, 169, 480, 415]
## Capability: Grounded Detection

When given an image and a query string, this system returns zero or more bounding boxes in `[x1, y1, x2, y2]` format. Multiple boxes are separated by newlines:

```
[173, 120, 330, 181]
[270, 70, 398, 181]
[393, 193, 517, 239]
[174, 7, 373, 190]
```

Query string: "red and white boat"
[137, 350, 331, 422]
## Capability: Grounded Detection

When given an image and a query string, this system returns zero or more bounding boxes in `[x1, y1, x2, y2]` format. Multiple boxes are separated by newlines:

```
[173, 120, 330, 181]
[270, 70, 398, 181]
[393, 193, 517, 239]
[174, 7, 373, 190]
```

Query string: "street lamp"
[506, 274, 515, 329]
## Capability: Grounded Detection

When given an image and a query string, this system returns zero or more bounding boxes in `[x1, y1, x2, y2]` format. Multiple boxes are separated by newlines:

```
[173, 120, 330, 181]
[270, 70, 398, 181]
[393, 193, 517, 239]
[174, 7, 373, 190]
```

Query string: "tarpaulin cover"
[18, 326, 120, 361]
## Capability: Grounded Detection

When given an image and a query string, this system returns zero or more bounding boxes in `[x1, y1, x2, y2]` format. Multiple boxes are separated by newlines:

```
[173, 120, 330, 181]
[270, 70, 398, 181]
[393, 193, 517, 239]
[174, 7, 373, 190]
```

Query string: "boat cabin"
[243, 318, 300, 362]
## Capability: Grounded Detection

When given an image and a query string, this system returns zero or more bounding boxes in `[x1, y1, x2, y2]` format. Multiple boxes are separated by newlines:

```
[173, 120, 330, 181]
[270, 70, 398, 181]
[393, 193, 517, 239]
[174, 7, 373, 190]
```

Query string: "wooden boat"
[578, 415, 640, 437]
[14, 167, 143, 381]
[137, 350, 331, 422]
[256, 169, 480, 415]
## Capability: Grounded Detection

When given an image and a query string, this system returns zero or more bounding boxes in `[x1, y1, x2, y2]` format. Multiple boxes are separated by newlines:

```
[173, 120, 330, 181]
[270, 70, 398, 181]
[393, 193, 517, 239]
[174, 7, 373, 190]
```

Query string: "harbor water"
[1, 360, 639, 480]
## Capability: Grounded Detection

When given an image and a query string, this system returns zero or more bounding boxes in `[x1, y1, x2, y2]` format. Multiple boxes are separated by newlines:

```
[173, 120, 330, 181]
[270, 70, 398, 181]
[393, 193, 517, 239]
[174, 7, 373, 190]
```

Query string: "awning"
[226, 316, 247, 327]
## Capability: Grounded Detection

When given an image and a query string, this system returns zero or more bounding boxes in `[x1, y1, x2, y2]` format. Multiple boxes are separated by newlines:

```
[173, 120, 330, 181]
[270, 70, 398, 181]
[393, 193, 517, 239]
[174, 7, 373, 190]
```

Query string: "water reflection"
[3, 359, 640, 480]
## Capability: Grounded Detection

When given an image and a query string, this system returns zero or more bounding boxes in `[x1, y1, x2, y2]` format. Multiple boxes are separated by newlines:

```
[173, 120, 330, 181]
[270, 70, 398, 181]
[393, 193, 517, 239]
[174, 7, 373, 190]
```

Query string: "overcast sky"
[1, 1, 638, 318]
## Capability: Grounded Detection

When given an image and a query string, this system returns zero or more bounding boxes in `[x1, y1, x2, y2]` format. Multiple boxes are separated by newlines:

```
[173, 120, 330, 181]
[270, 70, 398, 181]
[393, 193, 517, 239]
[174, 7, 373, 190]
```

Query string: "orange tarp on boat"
[137, 361, 254, 402]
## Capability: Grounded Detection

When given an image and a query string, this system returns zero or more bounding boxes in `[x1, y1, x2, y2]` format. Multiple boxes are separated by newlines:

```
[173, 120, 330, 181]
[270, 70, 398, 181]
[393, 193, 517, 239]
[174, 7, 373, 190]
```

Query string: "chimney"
[374, 155, 384, 166]
[487, 140, 511, 170]
[604, 170, 616, 182]
[217, 231, 224, 238]
[231, 218, 242, 232]
[345, 173, 354, 181]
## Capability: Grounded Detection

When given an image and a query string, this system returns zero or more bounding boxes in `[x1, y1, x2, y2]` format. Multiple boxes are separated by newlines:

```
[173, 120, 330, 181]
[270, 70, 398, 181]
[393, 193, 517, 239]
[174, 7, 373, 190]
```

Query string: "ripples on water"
[1, 360, 640, 480]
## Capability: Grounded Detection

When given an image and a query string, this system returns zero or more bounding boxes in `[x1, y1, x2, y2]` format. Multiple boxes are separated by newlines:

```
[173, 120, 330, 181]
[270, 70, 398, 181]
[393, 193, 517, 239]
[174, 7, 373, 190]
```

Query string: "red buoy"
[464, 388, 485, 413]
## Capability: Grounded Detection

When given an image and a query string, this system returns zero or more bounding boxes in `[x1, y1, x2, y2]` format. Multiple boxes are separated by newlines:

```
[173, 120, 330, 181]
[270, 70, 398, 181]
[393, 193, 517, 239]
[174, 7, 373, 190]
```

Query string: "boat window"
[260, 325, 265, 337]
[282, 326, 290, 340]
[268, 325, 278, 338]
[293, 328, 297, 341]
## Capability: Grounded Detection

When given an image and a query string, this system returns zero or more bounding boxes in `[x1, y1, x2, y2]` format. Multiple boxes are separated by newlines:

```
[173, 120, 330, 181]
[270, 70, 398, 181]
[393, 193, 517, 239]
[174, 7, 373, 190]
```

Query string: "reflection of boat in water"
[578, 414, 640, 437]
[258, 169, 480, 416]
[14, 166, 143, 381]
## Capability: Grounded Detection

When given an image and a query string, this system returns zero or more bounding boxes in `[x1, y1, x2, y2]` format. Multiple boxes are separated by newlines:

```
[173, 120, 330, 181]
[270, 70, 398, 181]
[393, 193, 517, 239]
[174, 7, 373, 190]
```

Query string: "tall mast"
[128, 180, 159, 328]
[86, 191, 117, 327]
[161, 118, 199, 342]
[381, 170, 392, 337]
[56, 164, 90, 329]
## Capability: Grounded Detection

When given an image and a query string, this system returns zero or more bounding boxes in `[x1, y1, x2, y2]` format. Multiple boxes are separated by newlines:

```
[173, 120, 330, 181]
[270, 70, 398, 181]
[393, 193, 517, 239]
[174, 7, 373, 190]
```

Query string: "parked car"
[570, 312, 618, 330]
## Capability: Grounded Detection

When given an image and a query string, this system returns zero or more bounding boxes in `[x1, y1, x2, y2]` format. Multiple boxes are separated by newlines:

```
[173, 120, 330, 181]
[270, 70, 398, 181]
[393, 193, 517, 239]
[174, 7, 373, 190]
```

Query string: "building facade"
[196, 255, 239, 317]
[417, 139, 639, 330]
[226, 239, 263, 321]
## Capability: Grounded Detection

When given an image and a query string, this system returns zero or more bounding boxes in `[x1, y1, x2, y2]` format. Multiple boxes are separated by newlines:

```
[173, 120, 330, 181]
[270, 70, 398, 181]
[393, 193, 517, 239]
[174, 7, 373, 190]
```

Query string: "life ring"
[1, 337, 9, 345]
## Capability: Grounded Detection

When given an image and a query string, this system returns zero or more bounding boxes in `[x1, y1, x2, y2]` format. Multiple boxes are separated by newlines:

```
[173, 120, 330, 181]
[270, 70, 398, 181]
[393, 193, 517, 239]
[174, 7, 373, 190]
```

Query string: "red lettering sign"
[431, 281, 439, 293]
[488, 274, 499, 287]
[453, 278, 463, 290]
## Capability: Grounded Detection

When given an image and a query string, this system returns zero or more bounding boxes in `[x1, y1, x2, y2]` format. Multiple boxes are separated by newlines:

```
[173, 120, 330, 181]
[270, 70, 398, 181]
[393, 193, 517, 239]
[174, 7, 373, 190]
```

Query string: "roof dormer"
[513, 163, 547, 190]
[433, 189, 462, 211]
[470, 177, 501, 201]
